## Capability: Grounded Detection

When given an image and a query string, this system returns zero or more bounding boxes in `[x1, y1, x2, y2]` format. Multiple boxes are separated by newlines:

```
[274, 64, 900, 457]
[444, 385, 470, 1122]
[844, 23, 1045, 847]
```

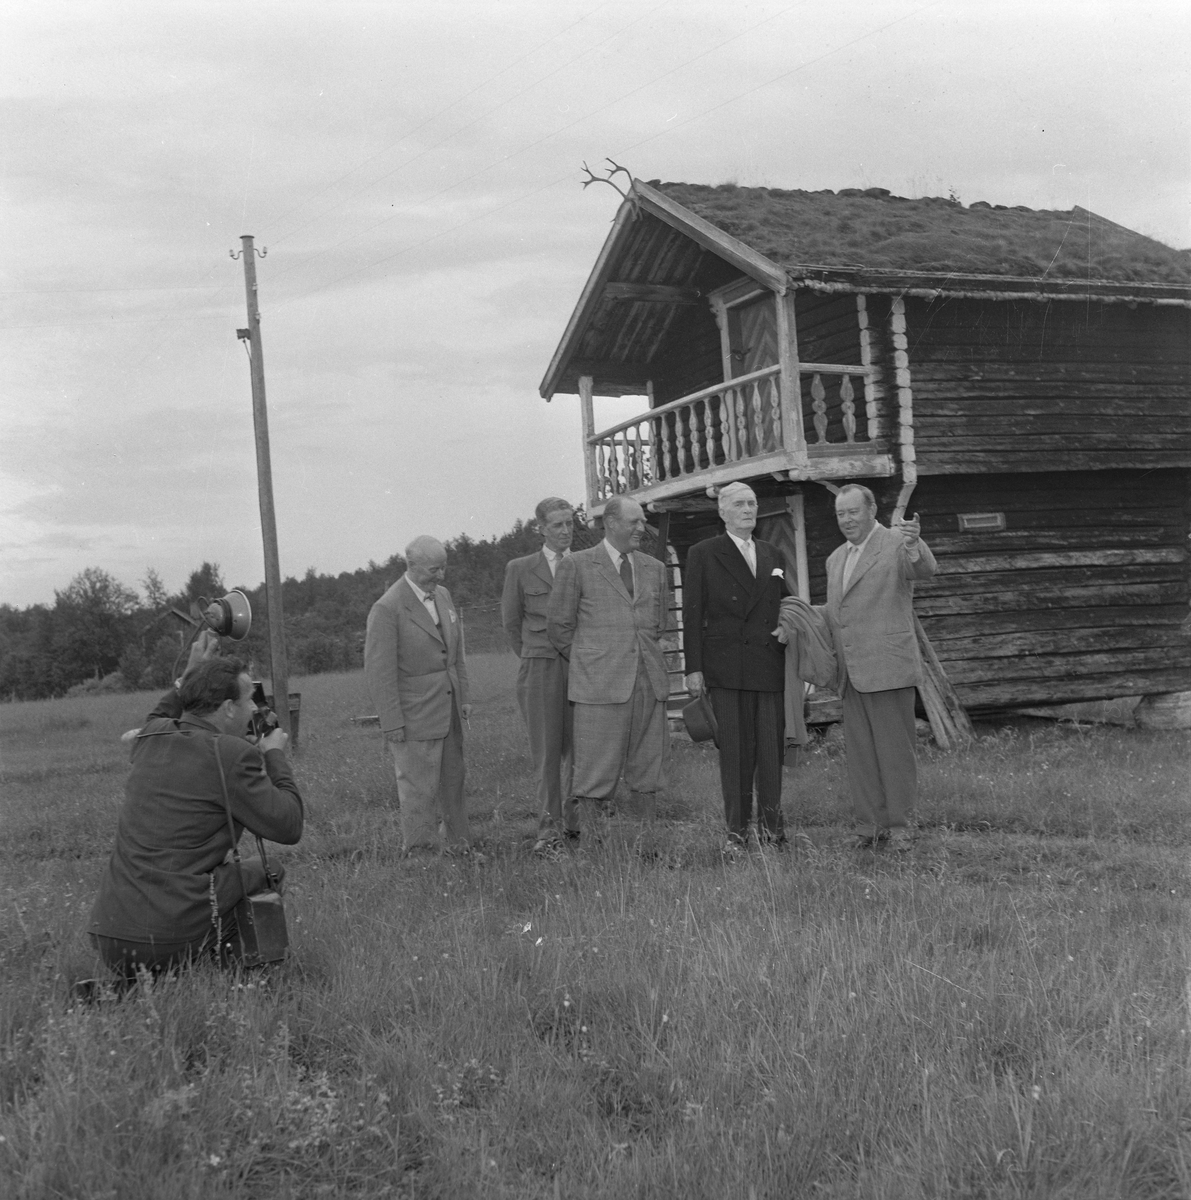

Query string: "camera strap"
[211, 735, 277, 906]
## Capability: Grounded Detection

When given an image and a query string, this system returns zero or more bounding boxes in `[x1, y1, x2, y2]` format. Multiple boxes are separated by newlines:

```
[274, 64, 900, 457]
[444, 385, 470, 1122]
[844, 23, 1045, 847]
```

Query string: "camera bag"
[213, 737, 289, 966]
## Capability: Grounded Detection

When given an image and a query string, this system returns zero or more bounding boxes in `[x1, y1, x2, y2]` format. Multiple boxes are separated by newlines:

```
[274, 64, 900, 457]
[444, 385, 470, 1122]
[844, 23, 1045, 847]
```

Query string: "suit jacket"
[824, 524, 937, 693]
[501, 550, 564, 659]
[547, 544, 670, 705]
[682, 533, 789, 692]
[89, 706, 303, 944]
[364, 575, 469, 740]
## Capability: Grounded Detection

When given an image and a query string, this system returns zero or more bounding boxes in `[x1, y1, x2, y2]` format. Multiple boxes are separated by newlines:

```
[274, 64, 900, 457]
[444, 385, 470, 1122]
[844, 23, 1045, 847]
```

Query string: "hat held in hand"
[682, 692, 718, 745]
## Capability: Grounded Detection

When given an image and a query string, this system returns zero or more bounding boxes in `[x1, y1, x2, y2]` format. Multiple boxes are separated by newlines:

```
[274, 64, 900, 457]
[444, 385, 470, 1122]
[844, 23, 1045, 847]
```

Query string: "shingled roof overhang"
[540, 180, 1191, 400]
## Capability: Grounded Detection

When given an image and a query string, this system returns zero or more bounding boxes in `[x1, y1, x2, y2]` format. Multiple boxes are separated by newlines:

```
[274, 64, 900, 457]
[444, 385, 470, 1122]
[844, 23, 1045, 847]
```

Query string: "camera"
[249, 681, 281, 740]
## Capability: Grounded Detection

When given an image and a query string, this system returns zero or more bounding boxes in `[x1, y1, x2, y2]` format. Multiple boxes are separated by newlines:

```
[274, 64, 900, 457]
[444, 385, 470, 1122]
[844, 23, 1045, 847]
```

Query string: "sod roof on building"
[650, 182, 1191, 286]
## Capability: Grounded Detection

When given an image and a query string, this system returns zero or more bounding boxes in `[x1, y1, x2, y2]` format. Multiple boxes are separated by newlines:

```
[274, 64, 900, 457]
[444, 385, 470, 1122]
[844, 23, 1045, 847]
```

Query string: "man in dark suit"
[364, 535, 472, 855]
[823, 484, 937, 850]
[547, 495, 670, 834]
[501, 497, 576, 852]
[683, 482, 790, 852]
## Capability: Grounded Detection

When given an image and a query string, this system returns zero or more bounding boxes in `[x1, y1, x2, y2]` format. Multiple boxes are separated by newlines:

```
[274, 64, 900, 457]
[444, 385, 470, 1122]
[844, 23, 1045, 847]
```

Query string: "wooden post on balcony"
[579, 374, 599, 510]
[776, 291, 806, 454]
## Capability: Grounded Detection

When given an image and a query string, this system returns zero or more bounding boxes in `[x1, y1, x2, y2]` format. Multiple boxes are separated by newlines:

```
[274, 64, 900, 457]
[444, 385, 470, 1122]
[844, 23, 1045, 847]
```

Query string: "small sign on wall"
[957, 512, 1007, 532]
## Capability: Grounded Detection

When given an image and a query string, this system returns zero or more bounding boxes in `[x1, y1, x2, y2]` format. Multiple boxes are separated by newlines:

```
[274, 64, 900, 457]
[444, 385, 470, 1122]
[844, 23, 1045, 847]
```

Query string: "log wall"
[904, 298, 1191, 474]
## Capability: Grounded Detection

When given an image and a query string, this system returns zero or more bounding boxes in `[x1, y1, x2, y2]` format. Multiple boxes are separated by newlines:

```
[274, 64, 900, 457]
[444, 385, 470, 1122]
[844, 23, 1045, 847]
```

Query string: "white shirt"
[842, 525, 878, 591]
[406, 576, 440, 625]
[727, 530, 756, 576]
[542, 547, 569, 577]
[602, 538, 633, 590]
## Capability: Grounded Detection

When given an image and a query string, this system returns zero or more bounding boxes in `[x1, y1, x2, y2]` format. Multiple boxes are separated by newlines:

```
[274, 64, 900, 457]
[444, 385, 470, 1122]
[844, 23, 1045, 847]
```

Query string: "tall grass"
[1, 657, 1188, 1197]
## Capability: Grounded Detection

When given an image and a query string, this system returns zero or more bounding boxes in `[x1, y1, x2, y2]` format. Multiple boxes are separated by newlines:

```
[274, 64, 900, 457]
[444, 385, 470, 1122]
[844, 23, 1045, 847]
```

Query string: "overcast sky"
[2, 0, 1187, 608]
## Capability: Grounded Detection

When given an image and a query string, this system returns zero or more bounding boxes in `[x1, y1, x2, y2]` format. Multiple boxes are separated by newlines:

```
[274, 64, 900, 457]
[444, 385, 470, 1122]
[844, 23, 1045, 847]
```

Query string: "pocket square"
[771, 567, 785, 577]
[449, 610, 457, 623]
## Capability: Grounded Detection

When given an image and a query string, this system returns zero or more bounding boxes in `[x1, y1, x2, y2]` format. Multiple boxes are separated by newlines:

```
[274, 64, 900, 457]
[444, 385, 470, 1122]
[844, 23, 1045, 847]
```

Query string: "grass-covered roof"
[650, 182, 1191, 286]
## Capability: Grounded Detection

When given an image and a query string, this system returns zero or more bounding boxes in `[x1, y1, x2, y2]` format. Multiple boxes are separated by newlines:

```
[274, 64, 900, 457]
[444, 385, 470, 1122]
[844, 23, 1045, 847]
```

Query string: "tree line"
[0, 514, 598, 702]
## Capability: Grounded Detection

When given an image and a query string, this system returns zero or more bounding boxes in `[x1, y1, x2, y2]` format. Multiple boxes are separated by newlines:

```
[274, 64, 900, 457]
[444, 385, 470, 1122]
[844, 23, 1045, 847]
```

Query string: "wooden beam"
[787, 492, 811, 601]
[914, 615, 975, 749]
[777, 291, 806, 454]
[579, 375, 598, 512]
[603, 282, 702, 304]
[560, 360, 653, 392]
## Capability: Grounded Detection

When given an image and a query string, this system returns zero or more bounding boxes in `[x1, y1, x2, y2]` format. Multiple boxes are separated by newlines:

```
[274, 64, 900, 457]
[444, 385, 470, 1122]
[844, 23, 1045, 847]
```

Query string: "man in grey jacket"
[824, 484, 937, 849]
[365, 536, 472, 854]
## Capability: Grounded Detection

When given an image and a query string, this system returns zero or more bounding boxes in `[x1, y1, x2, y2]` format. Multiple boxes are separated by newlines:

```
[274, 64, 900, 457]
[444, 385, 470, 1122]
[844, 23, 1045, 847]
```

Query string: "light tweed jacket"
[546, 544, 670, 705]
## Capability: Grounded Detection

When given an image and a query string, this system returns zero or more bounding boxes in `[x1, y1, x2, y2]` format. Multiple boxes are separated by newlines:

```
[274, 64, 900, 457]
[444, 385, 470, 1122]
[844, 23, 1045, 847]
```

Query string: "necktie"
[619, 554, 634, 597]
[742, 540, 756, 576]
[843, 544, 861, 590]
[546, 552, 556, 577]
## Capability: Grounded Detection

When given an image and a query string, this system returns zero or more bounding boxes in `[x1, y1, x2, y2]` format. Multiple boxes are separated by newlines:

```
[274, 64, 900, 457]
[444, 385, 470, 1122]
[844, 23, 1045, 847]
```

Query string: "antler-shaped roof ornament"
[581, 158, 641, 220]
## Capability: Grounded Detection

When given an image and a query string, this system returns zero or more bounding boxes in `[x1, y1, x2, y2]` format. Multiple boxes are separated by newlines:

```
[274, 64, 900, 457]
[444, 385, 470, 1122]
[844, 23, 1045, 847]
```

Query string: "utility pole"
[233, 234, 291, 740]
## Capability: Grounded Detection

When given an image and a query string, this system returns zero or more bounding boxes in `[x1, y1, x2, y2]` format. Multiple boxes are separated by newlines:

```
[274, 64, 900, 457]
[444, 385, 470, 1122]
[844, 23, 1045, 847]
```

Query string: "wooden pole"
[578, 374, 599, 512]
[237, 234, 291, 740]
[786, 492, 811, 601]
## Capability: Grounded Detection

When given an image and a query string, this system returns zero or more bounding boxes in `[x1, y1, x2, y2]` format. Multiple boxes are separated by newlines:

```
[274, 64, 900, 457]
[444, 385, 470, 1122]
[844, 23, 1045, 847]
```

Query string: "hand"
[261, 728, 289, 754]
[386, 728, 406, 745]
[185, 629, 222, 672]
[893, 512, 921, 549]
[461, 703, 473, 723]
[684, 672, 704, 697]
[771, 625, 790, 644]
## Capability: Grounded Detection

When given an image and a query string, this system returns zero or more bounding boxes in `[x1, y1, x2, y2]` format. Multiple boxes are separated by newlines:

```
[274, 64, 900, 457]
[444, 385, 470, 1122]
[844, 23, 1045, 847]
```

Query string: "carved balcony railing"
[800, 364, 875, 450]
[586, 362, 877, 504]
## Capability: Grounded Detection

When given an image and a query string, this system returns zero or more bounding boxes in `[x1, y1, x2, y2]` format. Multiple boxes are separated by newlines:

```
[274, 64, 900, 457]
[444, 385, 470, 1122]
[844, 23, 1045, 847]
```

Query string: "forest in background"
[0, 513, 601, 701]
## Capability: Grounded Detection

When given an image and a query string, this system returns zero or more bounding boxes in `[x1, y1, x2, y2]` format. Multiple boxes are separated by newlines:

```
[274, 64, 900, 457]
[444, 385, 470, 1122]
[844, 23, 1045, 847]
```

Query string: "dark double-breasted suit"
[682, 533, 790, 842]
[501, 549, 575, 838]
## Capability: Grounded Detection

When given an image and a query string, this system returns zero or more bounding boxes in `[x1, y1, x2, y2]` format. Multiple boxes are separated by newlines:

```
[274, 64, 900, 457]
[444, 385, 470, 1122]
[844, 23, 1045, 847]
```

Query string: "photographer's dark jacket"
[88, 693, 303, 945]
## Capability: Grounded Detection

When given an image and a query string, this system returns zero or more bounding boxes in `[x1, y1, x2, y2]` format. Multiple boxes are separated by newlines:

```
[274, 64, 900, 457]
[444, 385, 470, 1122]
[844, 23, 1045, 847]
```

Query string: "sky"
[2, 0, 1187, 608]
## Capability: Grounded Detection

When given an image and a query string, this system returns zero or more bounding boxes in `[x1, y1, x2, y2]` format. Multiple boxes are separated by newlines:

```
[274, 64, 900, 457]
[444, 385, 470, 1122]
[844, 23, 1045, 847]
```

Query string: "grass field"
[1, 654, 1189, 1198]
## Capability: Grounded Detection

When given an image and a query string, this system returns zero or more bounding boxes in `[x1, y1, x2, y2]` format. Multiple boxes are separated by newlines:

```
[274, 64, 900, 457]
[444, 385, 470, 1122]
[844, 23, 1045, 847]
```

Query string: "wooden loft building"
[539, 180, 1191, 712]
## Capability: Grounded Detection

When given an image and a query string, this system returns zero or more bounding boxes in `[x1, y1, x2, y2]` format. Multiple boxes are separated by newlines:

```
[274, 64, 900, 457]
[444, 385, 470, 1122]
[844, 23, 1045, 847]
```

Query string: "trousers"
[389, 701, 468, 851]
[709, 687, 786, 842]
[516, 655, 577, 837]
[571, 659, 668, 808]
[842, 682, 917, 836]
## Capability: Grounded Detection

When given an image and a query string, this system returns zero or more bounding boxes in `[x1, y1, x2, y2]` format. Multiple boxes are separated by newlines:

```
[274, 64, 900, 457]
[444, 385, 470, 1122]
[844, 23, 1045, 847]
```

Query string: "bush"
[65, 672, 130, 698]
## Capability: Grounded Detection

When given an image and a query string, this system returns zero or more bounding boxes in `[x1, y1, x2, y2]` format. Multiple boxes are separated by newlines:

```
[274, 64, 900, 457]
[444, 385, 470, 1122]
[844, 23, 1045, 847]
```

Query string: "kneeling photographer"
[88, 634, 303, 977]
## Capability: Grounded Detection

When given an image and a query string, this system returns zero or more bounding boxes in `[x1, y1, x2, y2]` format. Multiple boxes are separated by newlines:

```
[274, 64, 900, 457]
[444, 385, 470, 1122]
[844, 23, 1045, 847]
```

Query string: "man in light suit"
[501, 497, 576, 852]
[824, 484, 937, 849]
[364, 535, 472, 855]
[682, 482, 790, 852]
[547, 495, 670, 834]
